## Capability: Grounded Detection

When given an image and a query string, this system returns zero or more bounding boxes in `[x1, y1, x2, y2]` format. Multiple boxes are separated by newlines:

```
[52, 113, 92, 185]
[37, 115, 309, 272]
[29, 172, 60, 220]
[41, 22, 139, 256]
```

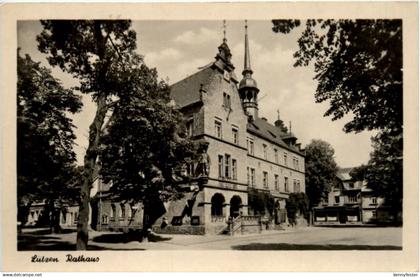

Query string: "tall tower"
[239, 20, 259, 120]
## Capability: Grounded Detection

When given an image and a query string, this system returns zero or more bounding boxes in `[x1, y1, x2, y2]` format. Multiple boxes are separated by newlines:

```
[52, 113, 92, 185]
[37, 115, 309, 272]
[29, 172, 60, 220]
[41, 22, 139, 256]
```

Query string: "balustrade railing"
[211, 215, 226, 223]
[226, 214, 262, 235]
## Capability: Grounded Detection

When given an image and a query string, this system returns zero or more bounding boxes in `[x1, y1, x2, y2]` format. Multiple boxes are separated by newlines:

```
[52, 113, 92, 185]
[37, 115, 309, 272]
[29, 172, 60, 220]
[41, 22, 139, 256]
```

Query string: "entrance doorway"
[211, 193, 225, 216]
[230, 195, 242, 218]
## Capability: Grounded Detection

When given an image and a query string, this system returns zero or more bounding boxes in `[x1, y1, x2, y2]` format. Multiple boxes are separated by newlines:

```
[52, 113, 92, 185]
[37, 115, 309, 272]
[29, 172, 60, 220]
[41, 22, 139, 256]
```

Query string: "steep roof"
[337, 167, 353, 181]
[170, 66, 214, 108]
[247, 117, 304, 155]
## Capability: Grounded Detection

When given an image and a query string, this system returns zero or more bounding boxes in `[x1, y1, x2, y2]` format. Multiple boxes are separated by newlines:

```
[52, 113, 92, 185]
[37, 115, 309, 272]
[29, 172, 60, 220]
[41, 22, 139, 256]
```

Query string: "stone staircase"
[219, 215, 262, 235]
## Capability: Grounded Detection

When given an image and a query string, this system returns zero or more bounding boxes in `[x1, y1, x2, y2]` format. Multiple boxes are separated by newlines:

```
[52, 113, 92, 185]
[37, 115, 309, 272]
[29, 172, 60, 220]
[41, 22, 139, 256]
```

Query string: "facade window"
[284, 177, 289, 192]
[119, 204, 125, 218]
[224, 154, 231, 179]
[110, 204, 116, 219]
[187, 162, 194, 177]
[274, 149, 278, 163]
[335, 196, 340, 204]
[250, 168, 256, 187]
[232, 159, 237, 180]
[284, 152, 288, 166]
[127, 205, 133, 218]
[247, 167, 250, 185]
[296, 158, 299, 170]
[372, 210, 377, 218]
[293, 180, 300, 193]
[232, 128, 239, 144]
[247, 138, 254, 155]
[215, 120, 222, 138]
[263, 144, 267, 160]
[263, 171, 268, 188]
[73, 212, 78, 224]
[371, 197, 377, 205]
[348, 196, 357, 203]
[218, 155, 223, 178]
[186, 119, 193, 137]
[274, 174, 279, 191]
[223, 92, 231, 109]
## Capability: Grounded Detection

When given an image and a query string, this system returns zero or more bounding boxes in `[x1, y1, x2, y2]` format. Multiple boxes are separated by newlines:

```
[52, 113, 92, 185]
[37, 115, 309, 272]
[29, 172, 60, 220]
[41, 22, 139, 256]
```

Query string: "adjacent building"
[313, 167, 392, 225]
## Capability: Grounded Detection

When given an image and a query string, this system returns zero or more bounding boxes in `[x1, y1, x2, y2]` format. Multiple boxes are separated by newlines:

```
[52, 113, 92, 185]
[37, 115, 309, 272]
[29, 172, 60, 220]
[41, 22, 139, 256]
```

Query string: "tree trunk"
[76, 94, 108, 250]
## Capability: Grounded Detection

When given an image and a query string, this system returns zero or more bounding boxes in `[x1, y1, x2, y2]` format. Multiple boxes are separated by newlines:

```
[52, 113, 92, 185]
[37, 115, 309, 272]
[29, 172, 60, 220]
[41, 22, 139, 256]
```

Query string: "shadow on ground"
[20, 228, 76, 235]
[231, 243, 402, 250]
[18, 233, 145, 251]
[93, 231, 172, 244]
[314, 225, 402, 228]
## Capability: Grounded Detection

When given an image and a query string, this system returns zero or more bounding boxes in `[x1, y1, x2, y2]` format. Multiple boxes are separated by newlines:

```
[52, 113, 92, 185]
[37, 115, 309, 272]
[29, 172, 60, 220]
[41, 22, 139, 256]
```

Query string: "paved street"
[19, 226, 402, 251]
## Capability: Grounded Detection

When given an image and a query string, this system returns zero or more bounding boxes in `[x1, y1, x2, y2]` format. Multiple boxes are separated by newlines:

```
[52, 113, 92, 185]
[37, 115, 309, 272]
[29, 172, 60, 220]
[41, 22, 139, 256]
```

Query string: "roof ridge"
[170, 61, 212, 87]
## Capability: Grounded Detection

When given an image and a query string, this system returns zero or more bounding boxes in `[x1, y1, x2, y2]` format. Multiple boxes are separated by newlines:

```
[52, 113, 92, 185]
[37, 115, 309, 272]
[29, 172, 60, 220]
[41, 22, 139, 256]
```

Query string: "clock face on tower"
[223, 70, 230, 82]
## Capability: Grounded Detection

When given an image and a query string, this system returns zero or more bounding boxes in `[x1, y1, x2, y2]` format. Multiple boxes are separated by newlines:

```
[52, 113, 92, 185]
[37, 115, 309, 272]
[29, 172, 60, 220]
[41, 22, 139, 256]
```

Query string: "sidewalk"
[18, 226, 402, 251]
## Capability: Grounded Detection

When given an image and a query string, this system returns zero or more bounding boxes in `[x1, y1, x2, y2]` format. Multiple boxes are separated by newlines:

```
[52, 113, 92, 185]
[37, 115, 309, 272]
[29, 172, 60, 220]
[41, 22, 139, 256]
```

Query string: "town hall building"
[86, 22, 306, 235]
[24, 23, 306, 235]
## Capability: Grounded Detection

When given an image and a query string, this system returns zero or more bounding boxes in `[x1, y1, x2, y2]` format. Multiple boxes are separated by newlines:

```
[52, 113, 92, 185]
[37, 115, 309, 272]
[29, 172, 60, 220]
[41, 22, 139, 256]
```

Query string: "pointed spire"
[239, 20, 259, 120]
[243, 20, 253, 76]
[223, 20, 227, 43]
[216, 20, 233, 65]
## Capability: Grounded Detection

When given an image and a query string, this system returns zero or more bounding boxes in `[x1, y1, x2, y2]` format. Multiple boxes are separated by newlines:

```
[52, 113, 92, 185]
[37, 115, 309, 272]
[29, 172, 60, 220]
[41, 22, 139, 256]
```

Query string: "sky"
[17, 20, 375, 168]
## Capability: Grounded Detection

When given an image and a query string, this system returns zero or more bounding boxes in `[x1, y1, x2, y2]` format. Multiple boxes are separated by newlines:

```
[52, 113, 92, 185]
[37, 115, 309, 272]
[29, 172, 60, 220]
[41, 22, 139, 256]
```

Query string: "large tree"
[272, 19, 403, 219]
[37, 20, 141, 249]
[99, 59, 195, 239]
[286, 192, 310, 225]
[304, 140, 338, 207]
[37, 20, 195, 248]
[17, 51, 82, 232]
[272, 19, 402, 134]
[351, 131, 403, 223]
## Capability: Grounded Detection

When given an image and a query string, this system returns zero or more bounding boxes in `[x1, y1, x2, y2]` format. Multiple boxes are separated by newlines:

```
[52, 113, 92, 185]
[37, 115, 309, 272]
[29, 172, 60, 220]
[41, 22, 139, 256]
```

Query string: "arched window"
[211, 193, 225, 216]
[230, 195, 242, 218]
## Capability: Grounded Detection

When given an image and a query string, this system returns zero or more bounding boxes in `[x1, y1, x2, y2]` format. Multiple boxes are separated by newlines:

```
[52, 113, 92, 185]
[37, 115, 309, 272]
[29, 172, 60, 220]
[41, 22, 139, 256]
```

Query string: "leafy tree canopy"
[286, 192, 310, 222]
[37, 20, 138, 99]
[17, 51, 82, 205]
[37, 20, 144, 248]
[304, 139, 338, 207]
[248, 188, 276, 217]
[99, 59, 195, 204]
[273, 19, 403, 223]
[272, 19, 402, 134]
[351, 131, 403, 221]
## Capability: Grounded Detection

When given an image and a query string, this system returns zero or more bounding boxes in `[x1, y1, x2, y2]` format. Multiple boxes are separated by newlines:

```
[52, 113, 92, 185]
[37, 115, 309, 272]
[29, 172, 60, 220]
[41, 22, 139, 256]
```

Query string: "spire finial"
[277, 109, 280, 121]
[289, 121, 292, 134]
[243, 19, 252, 75]
[223, 20, 227, 42]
